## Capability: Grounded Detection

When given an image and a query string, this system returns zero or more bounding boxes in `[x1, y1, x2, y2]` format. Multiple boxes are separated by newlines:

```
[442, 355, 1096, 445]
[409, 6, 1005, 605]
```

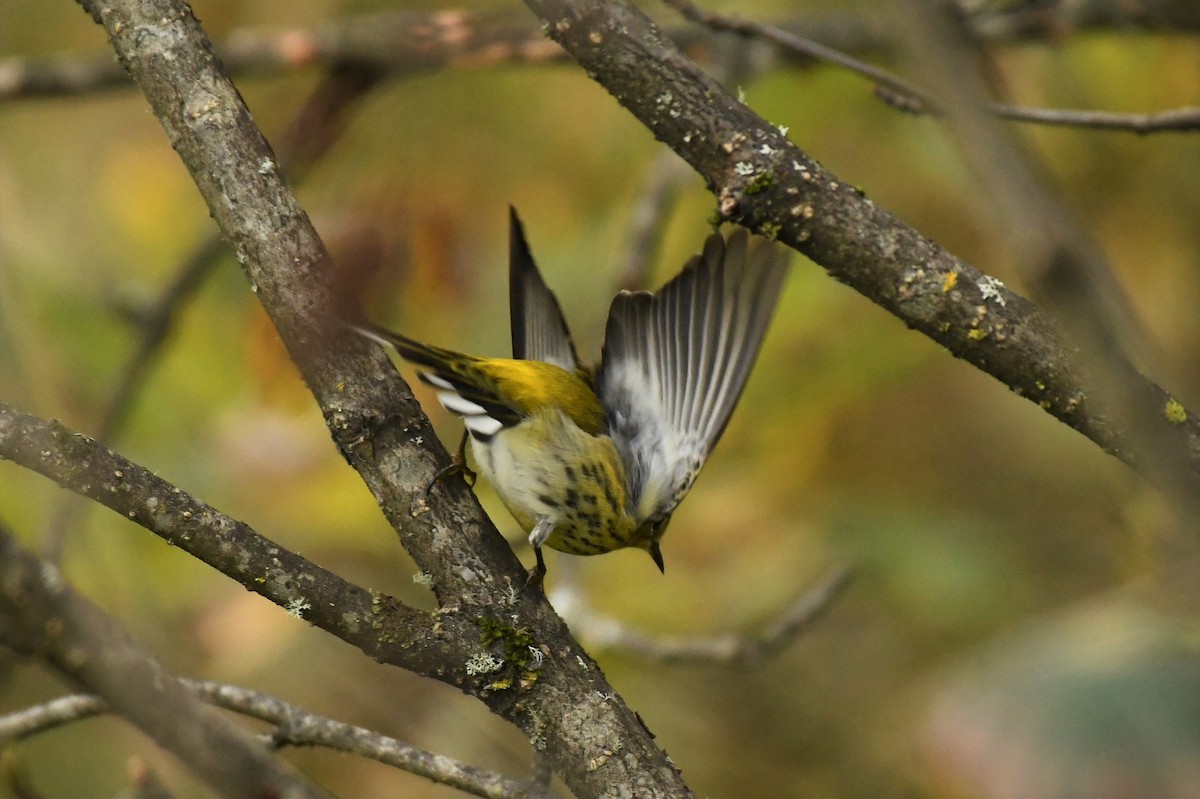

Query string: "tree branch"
[0, 521, 332, 799]
[6, 5, 1198, 137]
[0, 681, 540, 799]
[42, 62, 391, 562]
[69, 1, 694, 795]
[0, 402, 463, 672]
[523, 0, 1200, 492]
[554, 565, 852, 665]
[665, 0, 1200, 133]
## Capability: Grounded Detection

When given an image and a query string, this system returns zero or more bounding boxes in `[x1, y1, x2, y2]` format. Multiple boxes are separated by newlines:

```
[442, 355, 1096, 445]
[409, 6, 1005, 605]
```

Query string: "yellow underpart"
[472, 407, 648, 556]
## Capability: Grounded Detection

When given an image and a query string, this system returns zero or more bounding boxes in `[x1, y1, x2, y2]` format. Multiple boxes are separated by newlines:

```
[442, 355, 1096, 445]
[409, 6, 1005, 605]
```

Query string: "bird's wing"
[595, 229, 789, 523]
[508, 207, 582, 371]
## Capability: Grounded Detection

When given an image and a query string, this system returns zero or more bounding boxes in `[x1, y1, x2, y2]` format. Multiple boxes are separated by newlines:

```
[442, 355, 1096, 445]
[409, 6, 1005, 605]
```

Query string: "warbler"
[352, 208, 789, 579]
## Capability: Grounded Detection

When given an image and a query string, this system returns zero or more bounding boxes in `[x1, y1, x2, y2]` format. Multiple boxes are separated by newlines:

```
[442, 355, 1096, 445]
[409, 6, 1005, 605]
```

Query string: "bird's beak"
[649, 541, 665, 574]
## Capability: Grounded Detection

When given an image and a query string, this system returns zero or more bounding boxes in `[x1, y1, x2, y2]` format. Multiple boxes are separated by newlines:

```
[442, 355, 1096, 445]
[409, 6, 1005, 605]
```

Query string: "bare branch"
[667, 0, 1200, 133]
[555, 566, 851, 665]
[524, 0, 1200, 494]
[0, 402, 457, 674]
[0, 520, 333, 799]
[68, 0, 696, 794]
[990, 103, 1200, 134]
[0, 10, 560, 100]
[43, 63, 392, 562]
[98, 63, 386, 442]
[0, 681, 543, 799]
[0, 694, 107, 740]
[889, 1, 1200, 529]
[199, 682, 541, 799]
[965, 0, 1200, 40]
[664, 0, 934, 112]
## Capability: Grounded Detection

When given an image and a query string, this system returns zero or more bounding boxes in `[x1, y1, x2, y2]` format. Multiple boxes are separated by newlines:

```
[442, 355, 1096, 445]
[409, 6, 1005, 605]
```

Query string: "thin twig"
[0, 681, 552, 796]
[553, 565, 852, 665]
[666, 0, 1200, 134]
[204, 681, 538, 799]
[664, 0, 934, 111]
[0, 681, 539, 798]
[992, 103, 1200, 133]
[0, 694, 107, 739]
[0, 520, 333, 799]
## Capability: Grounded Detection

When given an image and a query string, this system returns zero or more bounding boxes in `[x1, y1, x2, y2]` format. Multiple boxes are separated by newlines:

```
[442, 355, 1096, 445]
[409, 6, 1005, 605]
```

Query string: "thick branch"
[524, 0, 1200, 489]
[0, 403, 459, 674]
[0, 522, 332, 799]
[71, 1, 691, 796]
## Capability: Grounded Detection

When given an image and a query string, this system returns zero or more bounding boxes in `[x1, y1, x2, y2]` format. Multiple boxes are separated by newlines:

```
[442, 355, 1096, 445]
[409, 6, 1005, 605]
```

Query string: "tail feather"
[347, 322, 521, 428]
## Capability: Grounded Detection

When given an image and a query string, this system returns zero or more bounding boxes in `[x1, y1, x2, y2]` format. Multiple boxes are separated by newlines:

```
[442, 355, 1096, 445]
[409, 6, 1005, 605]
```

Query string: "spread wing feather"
[508, 207, 582, 371]
[595, 229, 789, 523]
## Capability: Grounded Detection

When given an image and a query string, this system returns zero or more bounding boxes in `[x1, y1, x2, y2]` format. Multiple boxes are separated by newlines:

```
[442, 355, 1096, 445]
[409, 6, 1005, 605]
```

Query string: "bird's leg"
[524, 547, 547, 590]
[523, 517, 554, 589]
[425, 429, 476, 495]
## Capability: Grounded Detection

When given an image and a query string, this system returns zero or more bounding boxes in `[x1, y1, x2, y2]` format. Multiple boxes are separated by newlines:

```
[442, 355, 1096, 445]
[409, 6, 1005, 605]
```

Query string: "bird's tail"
[348, 322, 468, 375]
[346, 321, 520, 437]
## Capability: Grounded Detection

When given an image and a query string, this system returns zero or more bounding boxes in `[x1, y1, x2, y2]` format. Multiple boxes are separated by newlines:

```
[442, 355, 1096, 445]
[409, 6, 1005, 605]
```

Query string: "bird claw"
[424, 431, 476, 494]
[424, 456, 476, 495]
[521, 547, 548, 593]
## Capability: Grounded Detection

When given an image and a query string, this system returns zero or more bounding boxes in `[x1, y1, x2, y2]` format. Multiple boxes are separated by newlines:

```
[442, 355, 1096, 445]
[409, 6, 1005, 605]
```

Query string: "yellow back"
[474, 359, 607, 436]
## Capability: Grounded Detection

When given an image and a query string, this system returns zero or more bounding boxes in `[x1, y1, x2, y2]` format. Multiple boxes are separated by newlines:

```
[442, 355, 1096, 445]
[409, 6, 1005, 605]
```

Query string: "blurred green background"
[2, 1, 1200, 797]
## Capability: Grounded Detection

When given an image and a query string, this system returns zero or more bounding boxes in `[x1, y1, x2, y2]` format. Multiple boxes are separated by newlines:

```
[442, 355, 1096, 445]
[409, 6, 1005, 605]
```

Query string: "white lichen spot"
[683, 132, 692, 143]
[759, 143, 775, 156]
[655, 91, 673, 106]
[734, 161, 756, 177]
[737, 86, 746, 103]
[258, 158, 276, 175]
[286, 596, 311, 618]
[412, 570, 434, 587]
[503, 583, 521, 605]
[465, 653, 504, 676]
[40, 562, 62, 591]
[527, 645, 544, 667]
[576, 655, 588, 670]
[977, 276, 1007, 306]
[778, 124, 790, 136]
[413, 435, 423, 445]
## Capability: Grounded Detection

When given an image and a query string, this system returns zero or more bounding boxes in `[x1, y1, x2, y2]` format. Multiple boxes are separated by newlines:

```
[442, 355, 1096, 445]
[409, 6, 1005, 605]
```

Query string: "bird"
[350, 207, 789, 582]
